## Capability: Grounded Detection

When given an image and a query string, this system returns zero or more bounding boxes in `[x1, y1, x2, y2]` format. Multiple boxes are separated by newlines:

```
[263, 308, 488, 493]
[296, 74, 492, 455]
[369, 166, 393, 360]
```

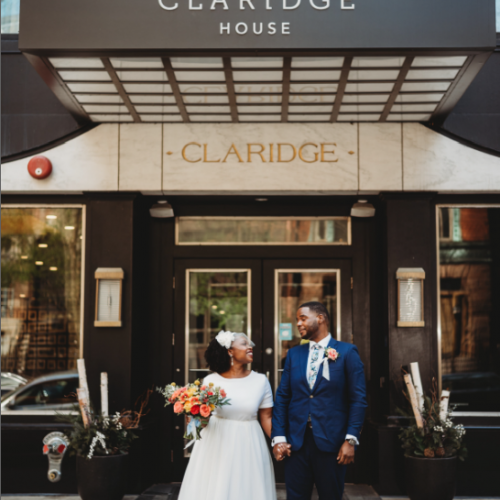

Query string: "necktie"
[308, 343, 322, 389]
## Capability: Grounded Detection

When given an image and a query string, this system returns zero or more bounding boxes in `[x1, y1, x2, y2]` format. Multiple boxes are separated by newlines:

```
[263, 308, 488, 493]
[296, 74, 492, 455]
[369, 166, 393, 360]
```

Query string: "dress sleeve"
[259, 376, 274, 409]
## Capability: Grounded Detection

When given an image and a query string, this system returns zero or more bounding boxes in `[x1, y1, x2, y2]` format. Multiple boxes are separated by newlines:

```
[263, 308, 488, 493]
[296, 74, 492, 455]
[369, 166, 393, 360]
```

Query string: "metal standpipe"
[42, 432, 68, 482]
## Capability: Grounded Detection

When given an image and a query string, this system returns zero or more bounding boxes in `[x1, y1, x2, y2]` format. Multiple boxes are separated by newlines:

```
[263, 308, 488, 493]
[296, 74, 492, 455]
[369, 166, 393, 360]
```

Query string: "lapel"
[311, 336, 339, 393]
[298, 344, 310, 390]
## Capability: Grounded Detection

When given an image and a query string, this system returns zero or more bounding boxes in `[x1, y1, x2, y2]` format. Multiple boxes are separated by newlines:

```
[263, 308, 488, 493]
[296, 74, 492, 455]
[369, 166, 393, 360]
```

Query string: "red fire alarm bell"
[28, 156, 52, 179]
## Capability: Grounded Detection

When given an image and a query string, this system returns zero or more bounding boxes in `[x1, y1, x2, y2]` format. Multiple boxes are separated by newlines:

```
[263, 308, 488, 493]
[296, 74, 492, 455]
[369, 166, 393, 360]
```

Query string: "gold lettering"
[203, 144, 220, 163]
[182, 142, 202, 162]
[247, 143, 266, 163]
[222, 143, 244, 163]
[298, 143, 319, 163]
[277, 143, 297, 163]
[269, 143, 274, 163]
[321, 143, 338, 162]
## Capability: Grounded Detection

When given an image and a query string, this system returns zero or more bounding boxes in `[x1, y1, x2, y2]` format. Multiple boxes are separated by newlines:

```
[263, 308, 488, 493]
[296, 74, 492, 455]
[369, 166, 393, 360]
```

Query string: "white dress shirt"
[272, 333, 359, 447]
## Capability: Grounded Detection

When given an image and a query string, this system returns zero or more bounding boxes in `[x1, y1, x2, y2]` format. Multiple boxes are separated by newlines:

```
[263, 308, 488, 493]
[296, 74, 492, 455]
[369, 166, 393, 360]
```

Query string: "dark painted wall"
[1, 35, 82, 161]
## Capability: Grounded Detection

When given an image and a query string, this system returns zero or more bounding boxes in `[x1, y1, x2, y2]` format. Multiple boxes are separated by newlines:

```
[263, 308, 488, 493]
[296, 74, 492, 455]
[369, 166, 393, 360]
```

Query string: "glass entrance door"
[262, 260, 353, 395]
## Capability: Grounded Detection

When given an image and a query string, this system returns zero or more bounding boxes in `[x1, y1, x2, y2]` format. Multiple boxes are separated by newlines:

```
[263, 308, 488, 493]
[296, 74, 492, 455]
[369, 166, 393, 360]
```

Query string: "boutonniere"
[325, 347, 340, 362]
[321, 348, 340, 382]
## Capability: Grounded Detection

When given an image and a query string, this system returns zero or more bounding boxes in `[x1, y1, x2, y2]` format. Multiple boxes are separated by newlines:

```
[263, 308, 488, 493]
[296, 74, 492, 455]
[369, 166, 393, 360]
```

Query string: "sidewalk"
[2, 483, 499, 500]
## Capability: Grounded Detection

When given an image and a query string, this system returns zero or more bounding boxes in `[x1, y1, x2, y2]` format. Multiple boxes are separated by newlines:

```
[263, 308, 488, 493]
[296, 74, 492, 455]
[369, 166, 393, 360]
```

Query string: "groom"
[271, 301, 367, 500]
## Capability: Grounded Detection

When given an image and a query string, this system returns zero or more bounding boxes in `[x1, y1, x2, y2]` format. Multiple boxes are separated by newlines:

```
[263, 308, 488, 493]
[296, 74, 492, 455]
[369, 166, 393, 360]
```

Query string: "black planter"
[405, 456, 457, 500]
[76, 453, 129, 500]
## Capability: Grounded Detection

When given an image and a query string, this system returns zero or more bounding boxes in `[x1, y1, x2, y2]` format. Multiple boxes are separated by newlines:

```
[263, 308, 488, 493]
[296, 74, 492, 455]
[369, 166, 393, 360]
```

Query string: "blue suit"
[272, 338, 367, 500]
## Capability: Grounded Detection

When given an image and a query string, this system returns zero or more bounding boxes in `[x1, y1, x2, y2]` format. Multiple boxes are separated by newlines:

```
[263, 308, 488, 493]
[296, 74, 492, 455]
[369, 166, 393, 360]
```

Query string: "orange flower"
[200, 404, 211, 418]
[191, 405, 200, 415]
[220, 389, 226, 398]
[173, 402, 184, 414]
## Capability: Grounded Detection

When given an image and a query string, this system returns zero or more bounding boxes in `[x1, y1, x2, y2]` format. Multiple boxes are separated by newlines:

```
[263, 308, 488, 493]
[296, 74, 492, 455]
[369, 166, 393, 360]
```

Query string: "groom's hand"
[337, 441, 355, 465]
[273, 443, 291, 461]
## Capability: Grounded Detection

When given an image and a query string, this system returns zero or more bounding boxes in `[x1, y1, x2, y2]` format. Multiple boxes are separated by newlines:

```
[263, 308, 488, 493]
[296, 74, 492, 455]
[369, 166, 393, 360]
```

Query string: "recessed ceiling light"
[19, 294, 26, 298]
[35, 261, 43, 266]
[38, 243, 48, 248]
[21, 256, 28, 259]
[49, 267, 58, 271]
[65, 226, 75, 230]
[255, 198, 268, 202]
[46, 215, 57, 219]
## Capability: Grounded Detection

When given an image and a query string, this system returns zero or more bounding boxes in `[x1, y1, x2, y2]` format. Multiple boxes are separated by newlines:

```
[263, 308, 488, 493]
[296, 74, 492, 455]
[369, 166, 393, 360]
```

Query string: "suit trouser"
[284, 427, 347, 500]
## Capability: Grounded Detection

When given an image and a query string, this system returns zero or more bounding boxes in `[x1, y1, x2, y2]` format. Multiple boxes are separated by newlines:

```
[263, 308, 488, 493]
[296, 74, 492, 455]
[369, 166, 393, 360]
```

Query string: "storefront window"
[438, 207, 500, 412]
[177, 217, 350, 245]
[1, 207, 84, 379]
[1, 0, 19, 33]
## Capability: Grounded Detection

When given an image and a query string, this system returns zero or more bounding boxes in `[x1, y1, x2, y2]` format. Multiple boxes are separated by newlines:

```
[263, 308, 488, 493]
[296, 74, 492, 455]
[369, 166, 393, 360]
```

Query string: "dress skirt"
[178, 415, 277, 500]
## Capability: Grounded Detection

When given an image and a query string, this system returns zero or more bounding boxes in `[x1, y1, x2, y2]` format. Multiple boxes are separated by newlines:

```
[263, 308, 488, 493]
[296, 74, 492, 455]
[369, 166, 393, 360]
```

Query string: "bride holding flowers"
[177, 330, 277, 500]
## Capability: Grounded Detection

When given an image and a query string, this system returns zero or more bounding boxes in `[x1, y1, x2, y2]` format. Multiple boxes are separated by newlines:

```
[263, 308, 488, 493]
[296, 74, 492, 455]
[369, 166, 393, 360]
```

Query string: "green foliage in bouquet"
[57, 407, 138, 459]
[398, 379, 467, 461]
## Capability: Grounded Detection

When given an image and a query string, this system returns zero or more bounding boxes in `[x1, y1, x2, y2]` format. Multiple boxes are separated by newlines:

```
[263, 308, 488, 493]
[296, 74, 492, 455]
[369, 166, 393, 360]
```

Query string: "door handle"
[266, 371, 270, 380]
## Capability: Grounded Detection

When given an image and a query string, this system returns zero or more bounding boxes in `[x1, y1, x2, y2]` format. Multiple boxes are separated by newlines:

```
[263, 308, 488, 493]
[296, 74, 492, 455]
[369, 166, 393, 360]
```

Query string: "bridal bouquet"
[157, 379, 230, 447]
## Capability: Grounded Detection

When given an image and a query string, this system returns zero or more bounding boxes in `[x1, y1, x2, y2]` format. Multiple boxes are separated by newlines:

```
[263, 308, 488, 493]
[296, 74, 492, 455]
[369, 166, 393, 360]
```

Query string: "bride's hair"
[205, 338, 231, 373]
[205, 333, 254, 373]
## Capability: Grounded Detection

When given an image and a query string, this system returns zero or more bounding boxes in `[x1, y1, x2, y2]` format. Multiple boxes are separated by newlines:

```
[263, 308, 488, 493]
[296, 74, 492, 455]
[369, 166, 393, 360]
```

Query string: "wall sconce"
[350, 200, 375, 217]
[150, 200, 174, 218]
[94, 268, 124, 327]
[396, 268, 425, 327]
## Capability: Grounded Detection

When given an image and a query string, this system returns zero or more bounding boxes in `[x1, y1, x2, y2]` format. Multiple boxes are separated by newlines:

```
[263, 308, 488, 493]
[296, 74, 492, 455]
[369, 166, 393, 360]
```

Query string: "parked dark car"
[1, 370, 79, 413]
[1, 372, 28, 396]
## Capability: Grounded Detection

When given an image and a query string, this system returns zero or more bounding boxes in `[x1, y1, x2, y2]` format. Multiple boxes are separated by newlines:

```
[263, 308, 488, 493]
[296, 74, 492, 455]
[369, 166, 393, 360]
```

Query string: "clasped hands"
[272, 443, 292, 461]
[272, 441, 355, 464]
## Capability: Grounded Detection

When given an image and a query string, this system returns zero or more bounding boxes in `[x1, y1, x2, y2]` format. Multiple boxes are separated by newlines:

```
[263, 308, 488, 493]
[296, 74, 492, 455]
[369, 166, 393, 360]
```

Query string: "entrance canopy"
[18, 0, 496, 125]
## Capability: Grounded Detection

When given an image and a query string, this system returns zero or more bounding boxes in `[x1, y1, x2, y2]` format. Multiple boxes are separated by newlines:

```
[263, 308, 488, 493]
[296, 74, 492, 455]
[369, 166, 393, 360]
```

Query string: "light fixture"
[255, 198, 268, 202]
[46, 215, 57, 220]
[150, 200, 174, 218]
[21, 256, 28, 260]
[35, 261, 43, 266]
[95, 268, 124, 327]
[39, 243, 48, 248]
[50, 267, 58, 271]
[65, 226, 75, 230]
[396, 268, 425, 327]
[350, 200, 375, 217]
[19, 294, 26, 298]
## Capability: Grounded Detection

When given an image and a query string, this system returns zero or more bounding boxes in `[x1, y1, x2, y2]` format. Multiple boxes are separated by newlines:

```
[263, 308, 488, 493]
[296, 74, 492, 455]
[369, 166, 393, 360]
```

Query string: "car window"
[13, 378, 78, 407]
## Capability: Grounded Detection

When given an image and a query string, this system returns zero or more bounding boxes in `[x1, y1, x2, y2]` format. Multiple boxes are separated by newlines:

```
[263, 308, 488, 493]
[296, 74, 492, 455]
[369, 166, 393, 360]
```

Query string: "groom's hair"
[298, 301, 330, 324]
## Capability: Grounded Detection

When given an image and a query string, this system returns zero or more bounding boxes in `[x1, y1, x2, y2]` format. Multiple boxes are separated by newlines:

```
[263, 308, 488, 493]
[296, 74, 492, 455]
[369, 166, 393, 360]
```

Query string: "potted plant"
[57, 364, 150, 500]
[398, 376, 467, 500]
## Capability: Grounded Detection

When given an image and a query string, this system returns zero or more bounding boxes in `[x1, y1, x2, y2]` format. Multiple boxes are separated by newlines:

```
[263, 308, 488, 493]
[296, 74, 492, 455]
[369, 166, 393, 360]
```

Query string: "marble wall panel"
[403, 123, 500, 192]
[359, 123, 403, 192]
[162, 123, 359, 194]
[1, 125, 119, 193]
[119, 124, 162, 192]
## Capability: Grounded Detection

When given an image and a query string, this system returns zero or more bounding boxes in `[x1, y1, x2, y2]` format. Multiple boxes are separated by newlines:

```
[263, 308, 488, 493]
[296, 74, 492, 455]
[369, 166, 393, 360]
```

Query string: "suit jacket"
[271, 337, 367, 453]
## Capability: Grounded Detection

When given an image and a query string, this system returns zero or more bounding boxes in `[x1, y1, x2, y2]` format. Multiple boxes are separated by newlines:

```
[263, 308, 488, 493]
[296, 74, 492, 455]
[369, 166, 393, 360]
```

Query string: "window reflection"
[1, 0, 19, 33]
[439, 207, 500, 411]
[276, 271, 338, 386]
[1, 207, 83, 378]
[187, 271, 249, 383]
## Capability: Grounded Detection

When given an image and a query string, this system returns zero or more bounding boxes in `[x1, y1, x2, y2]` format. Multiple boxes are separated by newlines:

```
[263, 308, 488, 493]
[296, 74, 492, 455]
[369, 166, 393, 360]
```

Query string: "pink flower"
[200, 405, 211, 418]
[326, 348, 339, 361]
[173, 402, 184, 414]
[220, 389, 226, 398]
[201, 385, 207, 391]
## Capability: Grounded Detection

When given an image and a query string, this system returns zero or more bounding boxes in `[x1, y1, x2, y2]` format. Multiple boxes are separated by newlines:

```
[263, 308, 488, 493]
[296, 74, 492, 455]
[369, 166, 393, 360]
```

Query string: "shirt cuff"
[346, 434, 359, 446]
[271, 436, 287, 447]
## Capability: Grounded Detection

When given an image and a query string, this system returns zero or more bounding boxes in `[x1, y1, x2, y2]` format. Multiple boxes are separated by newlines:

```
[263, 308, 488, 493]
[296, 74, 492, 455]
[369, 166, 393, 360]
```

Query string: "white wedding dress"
[177, 371, 277, 500]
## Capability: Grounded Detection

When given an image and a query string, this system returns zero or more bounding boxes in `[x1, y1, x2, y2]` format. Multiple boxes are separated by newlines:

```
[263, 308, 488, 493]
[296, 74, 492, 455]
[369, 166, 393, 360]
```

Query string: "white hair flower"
[215, 330, 235, 349]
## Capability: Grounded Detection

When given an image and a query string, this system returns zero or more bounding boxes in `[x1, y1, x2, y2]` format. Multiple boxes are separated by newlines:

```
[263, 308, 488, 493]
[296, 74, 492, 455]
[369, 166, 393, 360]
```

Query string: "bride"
[177, 331, 278, 500]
